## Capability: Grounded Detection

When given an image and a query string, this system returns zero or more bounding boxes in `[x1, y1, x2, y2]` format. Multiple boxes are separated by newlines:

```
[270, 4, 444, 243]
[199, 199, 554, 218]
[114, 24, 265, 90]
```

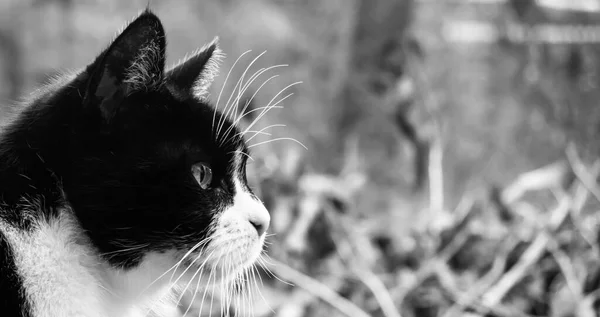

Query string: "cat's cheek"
[200, 180, 270, 269]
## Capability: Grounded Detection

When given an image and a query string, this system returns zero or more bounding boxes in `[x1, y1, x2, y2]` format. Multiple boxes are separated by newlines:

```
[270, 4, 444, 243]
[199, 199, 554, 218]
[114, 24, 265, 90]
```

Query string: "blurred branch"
[265, 258, 372, 317]
[480, 195, 571, 306]
[404, 30, 445, 221]
[428, 138, 444, 213]
[394, 202, 480, 306]
[500, 160, 572, 205]
[547, 238, 583, 300]
[441, 238, 518, 317]
[565, 143, 600, 203]
[435, 261, 530, 317]
[564, 145, 600, 257]
[480, 158, 599, 308]
[330, 212, 403, 317]
[351, 267, 402, 317]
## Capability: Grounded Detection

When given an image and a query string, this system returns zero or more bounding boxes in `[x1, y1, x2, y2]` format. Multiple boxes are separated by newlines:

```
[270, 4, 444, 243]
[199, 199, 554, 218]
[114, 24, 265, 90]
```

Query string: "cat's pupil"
[192, 163, 212, 189]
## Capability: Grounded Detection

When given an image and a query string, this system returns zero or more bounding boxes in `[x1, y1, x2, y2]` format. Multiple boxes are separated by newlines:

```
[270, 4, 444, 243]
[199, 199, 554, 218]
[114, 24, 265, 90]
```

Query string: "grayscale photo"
[0, 0, 599, 316]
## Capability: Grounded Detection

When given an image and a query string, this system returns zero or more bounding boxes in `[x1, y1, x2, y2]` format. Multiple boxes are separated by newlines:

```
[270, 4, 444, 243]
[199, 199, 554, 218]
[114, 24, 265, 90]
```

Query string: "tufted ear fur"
[83, 10, 166, 122]
[166, 37, 224, 101]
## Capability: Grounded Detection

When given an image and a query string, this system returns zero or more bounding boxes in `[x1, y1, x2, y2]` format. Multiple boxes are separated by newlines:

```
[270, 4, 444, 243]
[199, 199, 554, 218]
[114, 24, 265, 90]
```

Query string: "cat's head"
[33, 11, 270, 289]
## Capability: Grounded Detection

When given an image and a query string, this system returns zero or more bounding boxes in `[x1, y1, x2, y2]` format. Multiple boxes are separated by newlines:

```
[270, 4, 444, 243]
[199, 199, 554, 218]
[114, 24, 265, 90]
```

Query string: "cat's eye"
[191, 163, 213, 189]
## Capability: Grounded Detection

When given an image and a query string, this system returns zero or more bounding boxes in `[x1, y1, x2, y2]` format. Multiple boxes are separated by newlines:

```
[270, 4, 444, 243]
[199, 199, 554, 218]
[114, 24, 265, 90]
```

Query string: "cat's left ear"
[166, 38, 223, 101]
[83, 10, 166, 121]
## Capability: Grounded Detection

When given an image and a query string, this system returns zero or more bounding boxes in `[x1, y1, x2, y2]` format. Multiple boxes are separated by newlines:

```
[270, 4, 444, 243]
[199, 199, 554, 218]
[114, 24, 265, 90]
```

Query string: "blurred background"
[3, 0, 600, 316]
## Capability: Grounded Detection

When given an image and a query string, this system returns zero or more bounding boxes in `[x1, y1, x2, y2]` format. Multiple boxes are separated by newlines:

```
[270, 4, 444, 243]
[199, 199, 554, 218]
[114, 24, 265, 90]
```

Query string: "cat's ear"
[165, 38, 223, 101]
[83, 10, 166, 121]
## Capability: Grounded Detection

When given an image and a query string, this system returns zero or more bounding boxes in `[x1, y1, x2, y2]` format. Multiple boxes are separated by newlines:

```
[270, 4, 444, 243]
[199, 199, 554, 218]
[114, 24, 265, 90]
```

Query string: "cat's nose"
[250, 219, 266, 236]
[248, 204, 270, 236]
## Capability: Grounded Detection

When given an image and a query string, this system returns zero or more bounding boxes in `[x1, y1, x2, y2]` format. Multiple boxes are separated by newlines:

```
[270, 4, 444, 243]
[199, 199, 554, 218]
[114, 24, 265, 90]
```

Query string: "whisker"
[214, 50, 252, 137]
[256, 257, 275, 279]
[251, 263, 273, 314]
[167, 238, 213, 284]
[243, 130, 272, 137]
[138, 238, 213, 299]
[248, 137, 307, 150]
[232, 65, 287, 120]
[197, 261, 217, 317]
[248, 267, 256, 317]
[173, 247, 218, 309]
[208, 241, 234, 316]
[167, 232, 231, 287]
[231, 64, 288, 122]
[244, 124, 286, 143]
[235, 282, 242, 316]
[251, 263, 265, 289]
[181, 263, 205, 317]
[239, 253, 249, 317]
[208, 263, 220, 317]
[100, 243, 150, 256]
[227, 259, 235, 317]
[228, 150, 254, 162]
[192, 242, 232, 316]
[220, 244, 233, 316]
[216, 51, 267, 142]
[257, 256, 293, 286]
[218, 68, 286, 146]
[241, 80, 302, 136]
[230, 105, 284, 136]
[219, 104, 284, 148]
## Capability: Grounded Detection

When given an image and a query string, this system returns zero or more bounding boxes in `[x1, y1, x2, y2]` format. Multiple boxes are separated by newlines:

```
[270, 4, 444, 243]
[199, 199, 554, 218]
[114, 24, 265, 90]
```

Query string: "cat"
[0, 9, 270, 317]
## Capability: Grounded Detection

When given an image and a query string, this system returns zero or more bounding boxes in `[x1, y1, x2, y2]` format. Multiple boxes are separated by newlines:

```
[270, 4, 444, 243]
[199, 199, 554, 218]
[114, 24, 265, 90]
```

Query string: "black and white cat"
[0, 9, 270, 317]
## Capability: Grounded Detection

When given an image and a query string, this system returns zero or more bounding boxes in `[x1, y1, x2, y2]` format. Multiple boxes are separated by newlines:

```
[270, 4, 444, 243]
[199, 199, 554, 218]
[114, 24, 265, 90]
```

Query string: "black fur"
[0, 9, 249, 278]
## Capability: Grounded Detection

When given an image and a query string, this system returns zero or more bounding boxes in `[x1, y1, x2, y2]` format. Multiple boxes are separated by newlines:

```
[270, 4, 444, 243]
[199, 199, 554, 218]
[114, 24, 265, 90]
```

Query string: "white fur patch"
[0, 211, 106, 317]
[0, 209, 180, 317]
[205, 152, 270, 272]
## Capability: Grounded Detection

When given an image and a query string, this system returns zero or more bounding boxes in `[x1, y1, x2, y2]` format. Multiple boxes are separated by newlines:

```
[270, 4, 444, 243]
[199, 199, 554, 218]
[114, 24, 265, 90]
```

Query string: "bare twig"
[441, 237, 519, 317]
[565, 143, 600, 204]
[481, 191, 574, 306]
[405, 41, 445, 219]
[500, 160, 571, 205]
[428, 138, 444, 213]
[265, 258, 372, 317]
[478, 154, 600, 309]
[547, 238, 583, 300]
[481, 201, 569, 305]
[326, 210, 403, 317]
[563, 147, 600, 256]
[351, 268, 402, 317]
[435, 262, 530, 317]
[394, 201, 479, 306]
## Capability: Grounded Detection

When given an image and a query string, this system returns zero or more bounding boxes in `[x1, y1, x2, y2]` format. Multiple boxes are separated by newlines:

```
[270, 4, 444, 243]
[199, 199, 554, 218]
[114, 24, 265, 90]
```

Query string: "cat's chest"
[0, 209, 170, 317]
[0, 210, 109, 317]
